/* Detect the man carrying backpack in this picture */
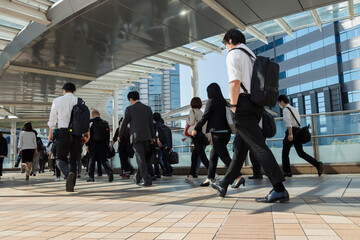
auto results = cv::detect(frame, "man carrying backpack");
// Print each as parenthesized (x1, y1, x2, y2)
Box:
(86, 109, 113, 183)
(48, 83, 88, 192)
(211, 29, 288, 203)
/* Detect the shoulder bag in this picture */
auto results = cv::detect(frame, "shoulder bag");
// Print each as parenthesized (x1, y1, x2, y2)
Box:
(286, 107, 311, 144)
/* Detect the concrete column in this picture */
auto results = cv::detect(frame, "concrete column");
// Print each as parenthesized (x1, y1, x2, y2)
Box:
(297, 94, 305, 115)
(191, 59, 199, 97)
(310, 91, 318, 113)
(112, 90, 119, 136)
(9, 106, 16, 166)
(323, 87, 332, 112)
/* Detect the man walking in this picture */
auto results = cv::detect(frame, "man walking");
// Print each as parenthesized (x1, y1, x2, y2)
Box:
(48, 83, 84, 192)
(86, 109, 113, 182)
(211, 29, 289, 203)
(278, 94, 323, 177)
(119, 91, 155, 187)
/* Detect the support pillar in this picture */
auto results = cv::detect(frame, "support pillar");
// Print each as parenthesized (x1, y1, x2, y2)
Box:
(9, 106, 16, 167)
(297, 94, 305, 115)
(191, 59, 199, 97)
(112, 90, 119, 136)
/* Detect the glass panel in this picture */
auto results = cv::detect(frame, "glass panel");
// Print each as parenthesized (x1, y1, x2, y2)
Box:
(253, 20, 284, 36)
(317, 2, 349, 22)
(283, 12, 314, 30)
(318, 136, 360, 163)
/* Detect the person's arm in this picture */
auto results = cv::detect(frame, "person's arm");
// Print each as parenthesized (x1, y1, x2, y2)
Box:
(18, 132, 23, 152)
(230, 80, 240, 113)
(187, 110, 196, 126)
(194, 100, 213, 133)
(283, 108, 293, 141)
(48, 100, 57, 142)
(149, 109, 155, 142)
(119, 107, 130, 139)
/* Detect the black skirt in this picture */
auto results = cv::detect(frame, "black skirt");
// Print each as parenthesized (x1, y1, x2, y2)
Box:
(22, 149, 35, 163)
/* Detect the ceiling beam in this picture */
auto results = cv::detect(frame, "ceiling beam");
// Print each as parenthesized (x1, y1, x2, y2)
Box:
(0, 39, 10, 50)
(156, 52, 193, 66)
(191, 40, 223, 54)
(274, 18, 293, 38)
(0, 101, 52, 107)
(202, 0, 268, 44)
(108, 70, 151, 79)
(133, 59, 175, 70)
(9, 65, 97, 81)
(0, 25, 19, 41)
(170, 47, 205, 59)
(349, 0, 354, 20)
(121, 64, 163, 74)
(310, 9, 322, 31)
(0, 117, 49, 123)
(0, 0, 51, 26)
(0, 10, 29, 27)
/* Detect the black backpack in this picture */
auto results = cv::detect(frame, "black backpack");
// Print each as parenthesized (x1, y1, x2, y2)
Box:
(93, 119, 110, 142)
(69, 98, 90, 136)
(261, 109, 276, 138)
(231, 48, 279, 107)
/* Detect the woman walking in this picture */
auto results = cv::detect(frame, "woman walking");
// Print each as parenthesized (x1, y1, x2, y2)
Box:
(18, 122, 37, 180)
(185, 97, 210, 182)
(0, 130, 8, 179)
(192, 83, 245, 187)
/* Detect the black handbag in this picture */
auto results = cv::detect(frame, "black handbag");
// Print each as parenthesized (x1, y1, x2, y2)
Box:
(286, 107, 311, 144)
(106, 147, 115, 159)
(126, 144, 135, 158)
(168, 150, 179, 164)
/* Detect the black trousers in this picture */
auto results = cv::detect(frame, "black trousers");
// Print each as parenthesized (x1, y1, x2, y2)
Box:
(208, 132, 232, 180)
(0, 157, 3, 175)
(282, 129, 319, 173)
(88, 142, 112, 179)
(190, 143, 209, 176)
(220, 95, 285, 188)
(56, 129, 82, 179)
(249, 135, 266, 176)
(133, 141, 152, 185)
(118, 145, 134, 173)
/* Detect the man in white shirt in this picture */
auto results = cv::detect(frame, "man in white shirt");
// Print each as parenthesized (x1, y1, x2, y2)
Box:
(278, 94, 323, 177)
(211, 29, 288, 203)
(48, 83, 82, 192)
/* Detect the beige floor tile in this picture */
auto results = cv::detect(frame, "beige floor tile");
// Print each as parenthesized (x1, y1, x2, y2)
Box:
(128, 232, 160, 239)
(184, 233, 215, 240)
(276, 236, 307, 240)
(275, 229, 305, 236)
(304, 229, 338, 236)
(155, 232, 187, 240)
(79, 232, 110, 238)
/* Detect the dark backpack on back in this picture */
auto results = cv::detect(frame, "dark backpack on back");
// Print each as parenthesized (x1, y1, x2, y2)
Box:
(231, 48, 279, 107)
(162, 124, 173, 149)
(261, 109, 276, 138)
(69, 98, 90, 136)
(93, 119, 110, 142)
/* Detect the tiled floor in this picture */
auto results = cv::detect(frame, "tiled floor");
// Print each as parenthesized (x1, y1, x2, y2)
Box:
(0, 172, 360, 239)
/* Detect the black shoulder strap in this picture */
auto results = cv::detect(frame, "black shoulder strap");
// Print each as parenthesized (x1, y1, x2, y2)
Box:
(78, 98, 83, 104)
(228, 47, 255, 94)
(286, 107, 301, 127)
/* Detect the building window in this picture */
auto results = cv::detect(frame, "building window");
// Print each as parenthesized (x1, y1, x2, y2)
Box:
(304, 95, 312, 114)
(292, 98, 299, 110)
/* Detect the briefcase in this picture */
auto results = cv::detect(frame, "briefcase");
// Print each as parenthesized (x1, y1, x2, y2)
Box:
(168, 150, 179, 164)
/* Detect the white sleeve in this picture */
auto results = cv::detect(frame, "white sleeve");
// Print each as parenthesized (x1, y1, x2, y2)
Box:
(48, 100, 58, 129)
(227, 52, 242, 83)
(18, 132, 23, 149)
(283, 109, 292, 128)
(187, 110, 196, 126)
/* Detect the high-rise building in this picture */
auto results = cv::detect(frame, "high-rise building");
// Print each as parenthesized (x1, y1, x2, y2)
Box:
(247, 17, 360, 115)
(110, 64, 181, 122)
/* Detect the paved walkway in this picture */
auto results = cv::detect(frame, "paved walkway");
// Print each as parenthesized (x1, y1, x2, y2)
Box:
(0, 172, 360, 240)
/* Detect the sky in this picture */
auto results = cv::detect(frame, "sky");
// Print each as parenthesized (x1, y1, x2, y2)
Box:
(179, 50, 229, 107)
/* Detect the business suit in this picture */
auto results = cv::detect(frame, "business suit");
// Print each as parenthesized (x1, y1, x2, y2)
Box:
(119, 101, 155, 185)
(195, 99, 232, 180)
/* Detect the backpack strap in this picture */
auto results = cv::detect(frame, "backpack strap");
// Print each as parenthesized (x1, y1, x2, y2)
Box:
(228, 47, 256, 94)
(286, 107, 301, 127)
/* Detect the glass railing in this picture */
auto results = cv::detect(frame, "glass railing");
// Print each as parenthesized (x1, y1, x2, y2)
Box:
(2, 110, 360, 170)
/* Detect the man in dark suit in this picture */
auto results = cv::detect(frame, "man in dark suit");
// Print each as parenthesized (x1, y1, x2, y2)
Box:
(119, 91, 155, 187)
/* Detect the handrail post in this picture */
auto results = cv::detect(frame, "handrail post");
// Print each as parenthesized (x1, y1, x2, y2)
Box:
(310, 115, 320, 161)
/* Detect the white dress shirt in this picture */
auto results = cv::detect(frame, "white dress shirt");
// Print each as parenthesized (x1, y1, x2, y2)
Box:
(18, 131, 36, 150)
(226, 43, 256, 94)
(282, 104, 301, 128)
(48, 93, 78, 129)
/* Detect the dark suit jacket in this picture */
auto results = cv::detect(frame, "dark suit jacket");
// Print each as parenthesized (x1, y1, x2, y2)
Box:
(119, 101, 155, 143)
(195, 99, 230, 133)
(0, 137, 8, 156)
(86, 116, 109, 149)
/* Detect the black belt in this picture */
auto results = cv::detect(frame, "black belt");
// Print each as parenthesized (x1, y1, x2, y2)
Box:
(239, 93, 250, 96)
(60, 128, 69, 131)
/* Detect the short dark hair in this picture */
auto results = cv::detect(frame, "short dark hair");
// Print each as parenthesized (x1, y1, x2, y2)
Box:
(127, 91, 139, 101)
(278, 94, 289, 104)
(190, 97, 202, 109)
(222, 28, 246, 45)
(153, 112, 162, 122)
(62, 83, 76, 92)
(23, 122, 33, 132)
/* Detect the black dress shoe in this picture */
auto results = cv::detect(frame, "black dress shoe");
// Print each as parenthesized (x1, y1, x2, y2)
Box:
(255, 189, 290, 203)
(108, 172, 114, 182)
(283, 172, 293, 177)
(66, 172, 75, 192)
(155, 175, 161, 178)
(231, 177, 246, 188)
(140, 182, 152, 187)
(151, 176, 157, 181)
(248, 175, 263, 179)
(200, 181, 210, 187)
(210, 182, 227, 197)
(87, 178, 95, 182)
(317, 162, 323, 176)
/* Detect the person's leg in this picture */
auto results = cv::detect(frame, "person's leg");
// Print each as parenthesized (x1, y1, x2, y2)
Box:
(0, 157, 3, 176)
(294, 141, 319, 168)
(195, 143, 209, 169)
(56, 130, 71, 178)
(98, 143, 113, 181)
(213, 132, 232, 168)
(207, 147, 218, 180)
(154, 164, 161, 176)
(119, 146, 127, 172)
(249, 151, 262, 176)
(162, 148, 172, 175)
(88, 149, 96, 180)
(133, 142, 151, 185)
(189, 149, 198, 177)
(97, 159, 102, 176)
(282, 136, 293, 174)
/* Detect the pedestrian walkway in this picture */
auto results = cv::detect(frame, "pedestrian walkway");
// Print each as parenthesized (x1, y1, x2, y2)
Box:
(0, 173, 360, 240)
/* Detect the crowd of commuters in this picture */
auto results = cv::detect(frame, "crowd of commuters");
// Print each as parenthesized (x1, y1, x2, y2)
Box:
(0, 29, 325, 204)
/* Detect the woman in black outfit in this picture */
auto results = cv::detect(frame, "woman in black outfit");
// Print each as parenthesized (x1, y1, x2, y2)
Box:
(193, 83, 245, 187)
(0, 130, 8, 178)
